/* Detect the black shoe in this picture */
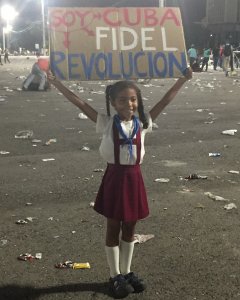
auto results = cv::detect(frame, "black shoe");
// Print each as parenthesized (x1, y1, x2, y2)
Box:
(109, 274, 134, 299)
(124, 272, 146, 293)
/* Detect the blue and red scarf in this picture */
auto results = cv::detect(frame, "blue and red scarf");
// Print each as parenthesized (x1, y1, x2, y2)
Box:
(113, 114, 140, 160)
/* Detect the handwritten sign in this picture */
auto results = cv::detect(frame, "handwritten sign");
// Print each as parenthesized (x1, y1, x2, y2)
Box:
(49, 7, 187, 80)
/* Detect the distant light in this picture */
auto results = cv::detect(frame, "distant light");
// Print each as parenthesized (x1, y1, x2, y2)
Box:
(3, 25, 13, 33)
(1, 5, 18, 21)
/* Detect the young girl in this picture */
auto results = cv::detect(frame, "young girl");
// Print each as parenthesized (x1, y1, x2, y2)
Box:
(48, 69, 192, 299)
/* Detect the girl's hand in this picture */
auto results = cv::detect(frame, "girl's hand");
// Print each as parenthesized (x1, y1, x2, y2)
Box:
(182, 67, 193, 80)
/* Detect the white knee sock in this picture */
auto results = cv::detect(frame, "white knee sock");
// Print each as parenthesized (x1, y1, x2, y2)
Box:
(120, 240, 135, 275)
(105, 246, 121, 278)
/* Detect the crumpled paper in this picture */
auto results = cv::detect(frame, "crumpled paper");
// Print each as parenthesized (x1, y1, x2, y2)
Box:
(133, 234, 155, 244)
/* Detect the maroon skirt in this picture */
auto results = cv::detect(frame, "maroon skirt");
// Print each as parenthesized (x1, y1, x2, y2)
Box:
(94, 164, 149, 222)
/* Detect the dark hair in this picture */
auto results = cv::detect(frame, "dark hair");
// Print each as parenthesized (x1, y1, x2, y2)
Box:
(105, 81, 148, 129)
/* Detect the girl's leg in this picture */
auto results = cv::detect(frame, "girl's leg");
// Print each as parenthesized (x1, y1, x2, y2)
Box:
(120, 221, 146, 293)
(120, 221, 136, 274)
(105, 218, 121, 278)
(106, 219, 135, 297)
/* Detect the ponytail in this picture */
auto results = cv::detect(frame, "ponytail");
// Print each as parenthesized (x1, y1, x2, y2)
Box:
(137, 90, 148, 129)
(105, 85, 112, 116)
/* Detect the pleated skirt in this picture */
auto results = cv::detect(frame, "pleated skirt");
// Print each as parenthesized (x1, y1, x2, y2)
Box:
(94, 163, 149, 222)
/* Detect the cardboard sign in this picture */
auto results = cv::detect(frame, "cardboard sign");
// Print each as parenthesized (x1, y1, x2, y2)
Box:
(49, 7, 187, 81)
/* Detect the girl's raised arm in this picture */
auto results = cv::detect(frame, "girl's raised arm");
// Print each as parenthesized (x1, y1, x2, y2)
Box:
(149, 68, 192, 121)
(48, 74, 98, 123)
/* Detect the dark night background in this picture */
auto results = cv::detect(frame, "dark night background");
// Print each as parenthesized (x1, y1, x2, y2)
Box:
(0, 0, 207, 51)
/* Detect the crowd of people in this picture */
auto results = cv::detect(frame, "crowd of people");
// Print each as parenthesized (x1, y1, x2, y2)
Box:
(187, 42, 240, 76)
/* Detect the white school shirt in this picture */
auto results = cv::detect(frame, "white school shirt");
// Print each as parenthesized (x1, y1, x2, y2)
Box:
(96, 113, 152, 165)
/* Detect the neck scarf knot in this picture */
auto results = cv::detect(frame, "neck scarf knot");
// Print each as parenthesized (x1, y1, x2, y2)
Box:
(113, 114, 140, 160)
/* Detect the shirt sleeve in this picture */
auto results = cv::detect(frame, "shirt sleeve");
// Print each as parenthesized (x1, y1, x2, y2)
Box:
(96, 113, 111, 134)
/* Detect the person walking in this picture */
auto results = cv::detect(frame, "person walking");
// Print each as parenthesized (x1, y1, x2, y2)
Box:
(223, 41, 233, 76)
(212, 45, 220, 70)
(4, 49, 10, 63)
(47, 68, 192, 299)
(201, 48, 211, 71)
(219, 44, 224, 68)
(187, 44, 198, 68)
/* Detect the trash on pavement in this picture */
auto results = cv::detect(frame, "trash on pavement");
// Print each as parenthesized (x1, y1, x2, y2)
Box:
(35, 253, 43, 259)
(18, 253, 42, 261)
(185, 174, 208, 180)
(177, 188, 194, 193)
(91, 90, 104, 95)
(222, 129, 237, 136)
(209, 153, 221, 157)
(93, 168, 104, 172)
(42, 158, 55, 161)
(16, 220, 28, 224)
(204, 192, 229, 202)
(224, 203, 237, 210)
(15, 130, 33, 139)
(16, 217, 36, 224)
(55, 261, 90, 269)
(73, 263, 91, 269)
(5, 88, 13, 92)
(154, 178, 170, 183)
(44, 138, 57, 145)
(78, 113, 88, 119)
(89, 202, 95, 207)
(81, 146, 90, 151)
(134, 234, 155, 244)
(25, 217, 36, 222)
(205, 83, 214, 89)
(228, 170, 239, 174)
(0, 151, 10, 155)
(0, 239, 8, 246)
(0, 97, 6, 102)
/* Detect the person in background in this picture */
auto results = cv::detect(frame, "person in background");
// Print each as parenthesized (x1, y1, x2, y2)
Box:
(201, 47, 211, 71)
(187, 44, 198, 68)
(22, 52, 49, 91)
(4, 49, 10, 63)
(219, 44, 224, 68)
(212, 45, 220, 71)
(223, 40, 233, 76)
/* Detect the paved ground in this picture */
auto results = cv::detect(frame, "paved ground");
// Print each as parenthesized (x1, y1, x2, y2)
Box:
(0, 57, 240, 300)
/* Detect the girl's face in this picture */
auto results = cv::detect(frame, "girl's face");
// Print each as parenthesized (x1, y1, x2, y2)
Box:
(111, 88, 138, 121)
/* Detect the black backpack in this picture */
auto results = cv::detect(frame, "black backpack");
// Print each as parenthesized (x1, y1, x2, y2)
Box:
(224, 44, 231, 56)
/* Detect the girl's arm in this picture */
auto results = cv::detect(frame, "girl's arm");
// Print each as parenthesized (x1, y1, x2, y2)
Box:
(48, 75, 98, 123)
(149, 68, 192, 121)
